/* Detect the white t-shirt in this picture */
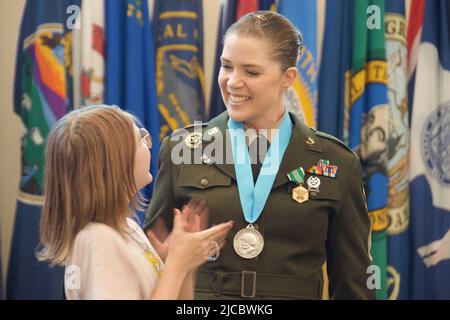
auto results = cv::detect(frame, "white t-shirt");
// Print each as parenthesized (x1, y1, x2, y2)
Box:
(65, 218, 164, 300)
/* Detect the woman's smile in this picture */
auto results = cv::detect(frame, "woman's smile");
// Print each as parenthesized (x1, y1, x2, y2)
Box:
(228, 94, 252, 106)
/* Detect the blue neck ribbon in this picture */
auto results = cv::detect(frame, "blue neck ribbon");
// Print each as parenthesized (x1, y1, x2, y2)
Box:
(227, 111, 292, 224)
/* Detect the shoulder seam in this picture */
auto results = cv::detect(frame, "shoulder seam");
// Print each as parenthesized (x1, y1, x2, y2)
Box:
(313, 130, 357, 157)
(184, 122, 208, 129)
(171, 122, 208, 137)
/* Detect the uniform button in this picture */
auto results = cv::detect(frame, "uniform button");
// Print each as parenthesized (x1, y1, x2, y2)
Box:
(200, 178, 209, 186)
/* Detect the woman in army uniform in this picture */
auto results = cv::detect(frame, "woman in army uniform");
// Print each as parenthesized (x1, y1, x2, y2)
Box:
(145, 11, 375, 300)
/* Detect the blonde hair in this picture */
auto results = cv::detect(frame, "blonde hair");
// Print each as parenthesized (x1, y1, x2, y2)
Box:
(224, 10, 303, 71)
(38, 105, 145, 266)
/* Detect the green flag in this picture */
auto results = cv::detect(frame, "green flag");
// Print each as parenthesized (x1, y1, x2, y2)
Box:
(346, 0, 389, 299)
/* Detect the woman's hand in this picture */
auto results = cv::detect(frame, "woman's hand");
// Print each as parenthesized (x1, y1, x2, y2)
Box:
(147, 201, 233, 299)
(147, 199, 233, 300)
(178, 199, 209, 233)
(166, 209, 233, 273)
(146, 199, 211, 262)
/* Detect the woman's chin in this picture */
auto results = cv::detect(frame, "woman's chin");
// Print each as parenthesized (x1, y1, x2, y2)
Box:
(226, 106, 249, 122)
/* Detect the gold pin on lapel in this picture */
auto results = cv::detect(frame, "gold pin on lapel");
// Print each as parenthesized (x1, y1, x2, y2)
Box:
(306, 137, 315, 146)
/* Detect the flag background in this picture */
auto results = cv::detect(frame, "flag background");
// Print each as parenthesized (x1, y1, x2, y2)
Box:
(409, 0, 450, 299)
(317, 0, 353, 139)
(348, 0, 390, 300)
(385, 0, 411, 300)
(279, 0, 318, 128)
(7, 0, 81, 299)
(104, 0, 160, 225)
(208, 0, 238, 119)
(154, 0, 206, 139)
(79, 0, 105, 106)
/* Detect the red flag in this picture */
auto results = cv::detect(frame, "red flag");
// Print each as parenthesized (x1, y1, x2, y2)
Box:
(407, 0, 425, 79)
(236, 0, 258, 19)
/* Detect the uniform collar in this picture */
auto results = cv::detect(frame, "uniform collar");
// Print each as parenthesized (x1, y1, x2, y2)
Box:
(204, 111, 323, 188)
(243, 111, 285, 145)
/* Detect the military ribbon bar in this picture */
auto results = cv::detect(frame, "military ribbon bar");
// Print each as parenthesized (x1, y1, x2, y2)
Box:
(306, 159, 338, 178)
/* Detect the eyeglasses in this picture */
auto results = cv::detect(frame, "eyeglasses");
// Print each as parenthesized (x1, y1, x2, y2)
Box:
(138, 128, 152, 148)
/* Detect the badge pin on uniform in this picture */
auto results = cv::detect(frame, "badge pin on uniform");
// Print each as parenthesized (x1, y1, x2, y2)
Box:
(305, 137, 315, 146)
(207, 127, 219, 137)
(184, 132, 202, 149)
(287, 167, 309, 204)
(307, 175, 321, 197)
(201, 154, 214, 165)
(203, 127, 219, 142)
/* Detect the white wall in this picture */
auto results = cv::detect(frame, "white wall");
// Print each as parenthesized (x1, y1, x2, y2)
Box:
(0, 0, 26, 294)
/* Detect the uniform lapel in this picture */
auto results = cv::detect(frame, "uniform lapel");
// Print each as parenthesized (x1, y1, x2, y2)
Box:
(202, 112, 236, 180)
(271, 113, 323, 190)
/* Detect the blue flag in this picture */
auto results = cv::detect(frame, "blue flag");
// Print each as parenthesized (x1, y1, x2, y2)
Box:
(8, 0, 81, 299)
(317, 0, 353, 139)
(385, 0, 410, 300)
(279, 0, 318, 128)
(154, 0, 205, 135)
(409, 0, 450, 299)
(105, 0, 160, 226)
(259, 0, 276, 11)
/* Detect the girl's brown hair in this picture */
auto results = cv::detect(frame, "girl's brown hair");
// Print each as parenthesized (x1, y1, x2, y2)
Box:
(224, 10, 303, 71)
(38, 105, 144, 266)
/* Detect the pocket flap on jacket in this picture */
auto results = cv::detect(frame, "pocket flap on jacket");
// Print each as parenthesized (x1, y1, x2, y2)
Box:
(178, 165, 232, 190)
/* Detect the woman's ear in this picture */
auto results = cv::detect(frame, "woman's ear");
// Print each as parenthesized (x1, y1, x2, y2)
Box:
(282, 67, 298, 89)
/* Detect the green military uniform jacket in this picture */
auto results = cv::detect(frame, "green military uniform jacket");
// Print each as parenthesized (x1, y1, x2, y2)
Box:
(144, 111, 375, 300)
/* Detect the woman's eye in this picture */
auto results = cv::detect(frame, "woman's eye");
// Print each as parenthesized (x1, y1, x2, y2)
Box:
(221, 64, 232, 70)
(247, 70, 259, 76)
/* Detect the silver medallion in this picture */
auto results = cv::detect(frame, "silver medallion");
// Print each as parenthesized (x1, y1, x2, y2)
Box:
(233, 224, 264, 259)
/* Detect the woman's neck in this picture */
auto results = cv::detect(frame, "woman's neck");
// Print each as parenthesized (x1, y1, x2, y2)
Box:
(244, 107, 286, 133)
